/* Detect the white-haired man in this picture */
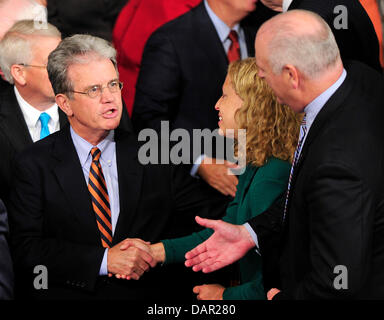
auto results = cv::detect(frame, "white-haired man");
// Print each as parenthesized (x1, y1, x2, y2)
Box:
(184, 10, 384, 300)
(0, 20, 64, 203)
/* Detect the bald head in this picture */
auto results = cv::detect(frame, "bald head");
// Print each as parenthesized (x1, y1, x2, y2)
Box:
(256, 9, 341, 79)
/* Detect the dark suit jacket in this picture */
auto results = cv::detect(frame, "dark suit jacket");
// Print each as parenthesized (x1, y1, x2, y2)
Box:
(289, 0, 382, 72)
(8, 125, 227, 300)
(249, 61, 384, 299)
(0, 85, 68, 203)
(0, 199, 13, 300)
(132, 3, 264, 143)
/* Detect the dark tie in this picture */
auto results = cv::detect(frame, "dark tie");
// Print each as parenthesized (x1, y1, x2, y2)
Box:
(227, 30, 241, 62)
(88, 147, 113, 248)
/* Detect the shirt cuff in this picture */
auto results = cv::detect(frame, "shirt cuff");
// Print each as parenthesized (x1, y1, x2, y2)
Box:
(99, 248, 109, 276)
(244, 222, 260, 256)
(190, 154, 206, 178)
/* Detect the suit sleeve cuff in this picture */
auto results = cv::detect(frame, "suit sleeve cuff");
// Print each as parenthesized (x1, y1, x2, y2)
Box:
(244, 222, 260, 255)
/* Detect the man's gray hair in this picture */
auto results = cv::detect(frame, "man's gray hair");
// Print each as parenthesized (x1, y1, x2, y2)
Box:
(266, 10, 340, 79)
(0, 19, 61, 84)
(47, 34, 117, 99)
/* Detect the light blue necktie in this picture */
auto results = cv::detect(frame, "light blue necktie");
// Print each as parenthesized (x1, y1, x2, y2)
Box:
(39, 112, 51, 140)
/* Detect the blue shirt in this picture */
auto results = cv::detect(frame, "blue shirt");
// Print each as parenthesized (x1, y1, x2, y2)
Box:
(70, 127, 120, 275)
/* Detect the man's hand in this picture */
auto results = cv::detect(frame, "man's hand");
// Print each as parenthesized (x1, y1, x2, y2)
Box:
(185, 216, 255, 273)
(107, 238, 156, 280)
(193, 284, 225, 300)
(197, 157, 238, 197)
(120, 241, 166, 264)
(267, 288, 281, 300)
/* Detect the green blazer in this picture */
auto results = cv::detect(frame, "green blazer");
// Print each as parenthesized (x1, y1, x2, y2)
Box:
(162, 157, 291, 300)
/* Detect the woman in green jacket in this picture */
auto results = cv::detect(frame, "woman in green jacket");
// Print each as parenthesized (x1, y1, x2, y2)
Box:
(119, 58, 300, 300)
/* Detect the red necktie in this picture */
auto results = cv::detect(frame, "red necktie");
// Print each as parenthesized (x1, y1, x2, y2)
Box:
(88, 147, 113, 248)
(227, 30, 241, 62)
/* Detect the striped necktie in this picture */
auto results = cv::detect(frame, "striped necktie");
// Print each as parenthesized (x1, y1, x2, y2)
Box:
(283, 115, 307, 221)
(88, 147, 113, 248)
(39, 112, 50, 139)
(227, 30, 241, 62)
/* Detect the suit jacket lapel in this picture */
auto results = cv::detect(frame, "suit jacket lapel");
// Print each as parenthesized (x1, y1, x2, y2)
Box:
(191, 3, 228, 80)
(112, 129, 143, 243)
(0, 86, 32, 150)
(51, 125, 101, 244)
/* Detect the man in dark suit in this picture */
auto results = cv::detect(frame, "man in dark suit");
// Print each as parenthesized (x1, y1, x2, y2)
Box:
(260, 0, 382, 71)
(8, 34, 226, 300)
(183, 10, 384, 299)
(0, 20, 64, 203)
(0, 199, 13, 299)
(132, 0, 273, 198)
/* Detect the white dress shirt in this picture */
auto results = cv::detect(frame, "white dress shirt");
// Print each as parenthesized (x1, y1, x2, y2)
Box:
(14, 86, 60, 142)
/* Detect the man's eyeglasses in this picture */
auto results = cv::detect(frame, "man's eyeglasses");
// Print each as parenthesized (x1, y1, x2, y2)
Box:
(18, 63, 47, 69)
(70, 80, 123, 99)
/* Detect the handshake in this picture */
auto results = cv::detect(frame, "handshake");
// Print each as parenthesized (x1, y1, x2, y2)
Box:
(107, 239, 166, 280)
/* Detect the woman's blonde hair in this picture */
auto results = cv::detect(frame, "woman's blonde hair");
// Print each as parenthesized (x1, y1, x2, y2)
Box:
(229, 58, 301, 166)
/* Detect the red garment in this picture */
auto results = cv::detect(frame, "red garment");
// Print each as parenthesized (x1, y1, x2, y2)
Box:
(113, 0, 202, 115)
(359, 0, 384, 68)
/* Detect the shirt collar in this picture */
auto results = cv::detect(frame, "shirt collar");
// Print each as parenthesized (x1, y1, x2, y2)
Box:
(304, 69, 347, 131)
(204, 0, 241, 42)
(14, 86, 59, 127)
(70, 126, 115, 168)
(282, 0, 293, 12)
